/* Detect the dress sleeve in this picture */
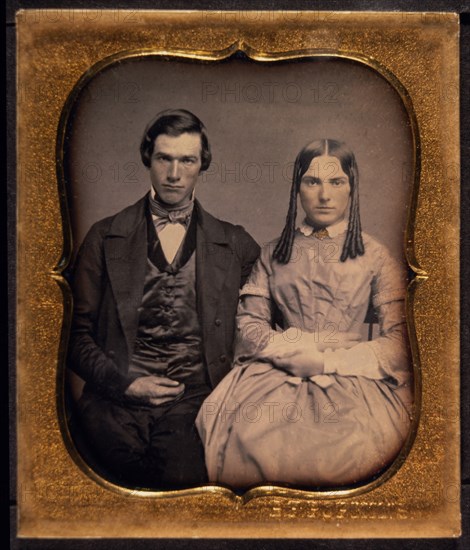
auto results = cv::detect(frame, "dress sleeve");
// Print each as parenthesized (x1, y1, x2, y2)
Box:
(323, 245, 411, 387)
(233, 245, 278, 364)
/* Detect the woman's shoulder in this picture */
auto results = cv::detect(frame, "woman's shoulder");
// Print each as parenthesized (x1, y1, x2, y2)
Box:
(361, 232, 408, 284)
(257, 232, 401, 265)
(261, 236, 282, 248)
(254, 238, 280, 269)
(362, 231, 384, 249)
(362, 232, 394, 261)
(258, 237, 281, 255)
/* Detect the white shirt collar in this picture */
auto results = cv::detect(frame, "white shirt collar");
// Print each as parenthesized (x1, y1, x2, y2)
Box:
(150, 186, 158, 218)
(298, 217, 348, 238)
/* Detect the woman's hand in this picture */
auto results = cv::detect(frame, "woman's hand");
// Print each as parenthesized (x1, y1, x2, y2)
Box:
(258, 329, 324, 378)
(316, 330, 362, 352)
(257, 328, 362, 378)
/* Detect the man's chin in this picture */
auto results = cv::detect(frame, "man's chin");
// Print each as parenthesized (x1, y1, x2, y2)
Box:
(154, 189, 192, 208)
(161, 198, 179, 206)
(158, 194, 184, 207)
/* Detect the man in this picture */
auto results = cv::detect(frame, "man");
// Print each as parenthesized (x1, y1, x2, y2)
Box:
(68, 109, 260, 489)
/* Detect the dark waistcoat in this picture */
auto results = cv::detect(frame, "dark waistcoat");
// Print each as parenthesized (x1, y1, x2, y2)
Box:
(129, 209, 209, 388)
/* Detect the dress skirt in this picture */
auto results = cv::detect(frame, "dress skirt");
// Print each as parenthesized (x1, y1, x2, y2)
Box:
(196, 361, 411, 488)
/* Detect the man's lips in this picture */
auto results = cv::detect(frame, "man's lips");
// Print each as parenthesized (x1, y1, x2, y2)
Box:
(162, 185, 184, 191)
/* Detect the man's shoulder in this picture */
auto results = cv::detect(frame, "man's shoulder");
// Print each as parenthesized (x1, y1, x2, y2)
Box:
(86, 195, 148, 239)
(196, 201, 246, 234)
(213, 216, 251, 238)
(197, 204, 256, 241)
(196, 202, 260, 259)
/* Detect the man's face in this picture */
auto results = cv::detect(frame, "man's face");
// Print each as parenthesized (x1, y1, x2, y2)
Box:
(150, 132, 202, 207)
(299, 155, 351, 228)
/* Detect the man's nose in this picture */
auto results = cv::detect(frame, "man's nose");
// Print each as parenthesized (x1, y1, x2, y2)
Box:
(167, 160, 181, 182)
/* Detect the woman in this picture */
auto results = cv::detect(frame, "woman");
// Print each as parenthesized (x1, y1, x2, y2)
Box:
(196, 139, 413, 489)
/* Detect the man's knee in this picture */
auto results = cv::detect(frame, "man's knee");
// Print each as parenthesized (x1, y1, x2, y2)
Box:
(76, 396, 149, 466)
(149, 415, 208, 486)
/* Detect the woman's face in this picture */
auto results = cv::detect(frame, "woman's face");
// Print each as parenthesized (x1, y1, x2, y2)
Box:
(299, 155, 351, 228)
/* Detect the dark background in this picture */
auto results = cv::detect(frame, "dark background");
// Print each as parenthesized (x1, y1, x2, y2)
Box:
(65, 40, 412, 429)
(67, 55, 411, 258)
(6, 1, 469, 549)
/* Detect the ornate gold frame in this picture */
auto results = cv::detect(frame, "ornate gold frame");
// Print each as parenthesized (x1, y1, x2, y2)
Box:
(17, 10, 460, 538)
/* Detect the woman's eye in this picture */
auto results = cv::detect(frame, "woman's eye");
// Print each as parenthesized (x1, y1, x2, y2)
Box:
(302, 179, 319, 186)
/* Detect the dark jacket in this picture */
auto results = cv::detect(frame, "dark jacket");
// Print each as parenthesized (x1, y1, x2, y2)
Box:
(67, 195, 260, 398)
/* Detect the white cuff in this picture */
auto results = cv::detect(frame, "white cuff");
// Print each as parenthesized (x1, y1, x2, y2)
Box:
(323, 344, 385, 380)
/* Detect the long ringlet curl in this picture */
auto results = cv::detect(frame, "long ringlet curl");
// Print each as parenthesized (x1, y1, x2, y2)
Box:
(273, 139, 364, 264)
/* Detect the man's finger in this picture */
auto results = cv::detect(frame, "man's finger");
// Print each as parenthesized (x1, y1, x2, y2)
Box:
(149, 376, 181, 387)
(147, 396, 180, 406)
(149, 384, 185, 398)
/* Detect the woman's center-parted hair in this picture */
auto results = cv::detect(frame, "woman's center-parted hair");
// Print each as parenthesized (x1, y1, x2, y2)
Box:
(140, 108, 212, 171)
(273, 139, 364, 264)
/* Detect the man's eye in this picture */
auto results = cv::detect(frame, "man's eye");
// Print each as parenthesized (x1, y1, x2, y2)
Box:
(183, 158, 196, 165)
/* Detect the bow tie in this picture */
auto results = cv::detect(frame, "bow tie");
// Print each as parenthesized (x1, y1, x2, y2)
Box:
(153, 210, 192, 231)
(149, 194, 193, 231)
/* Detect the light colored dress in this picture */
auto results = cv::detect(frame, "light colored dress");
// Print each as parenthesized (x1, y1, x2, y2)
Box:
(196, 224, 413, 488)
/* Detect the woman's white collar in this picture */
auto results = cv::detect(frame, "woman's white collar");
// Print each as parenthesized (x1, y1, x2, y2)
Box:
(298, 218, 348, 238)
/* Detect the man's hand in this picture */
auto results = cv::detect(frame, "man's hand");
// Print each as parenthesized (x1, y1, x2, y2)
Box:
(124, 376, 184, 406)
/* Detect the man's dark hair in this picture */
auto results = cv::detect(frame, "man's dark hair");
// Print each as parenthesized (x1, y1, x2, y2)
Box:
(140, 108, 212, 171)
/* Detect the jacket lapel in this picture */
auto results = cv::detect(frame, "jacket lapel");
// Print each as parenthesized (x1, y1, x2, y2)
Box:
(103, 195, 148, 360)
(195, 200, 231, 326)
(102, 196, 233, 363)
